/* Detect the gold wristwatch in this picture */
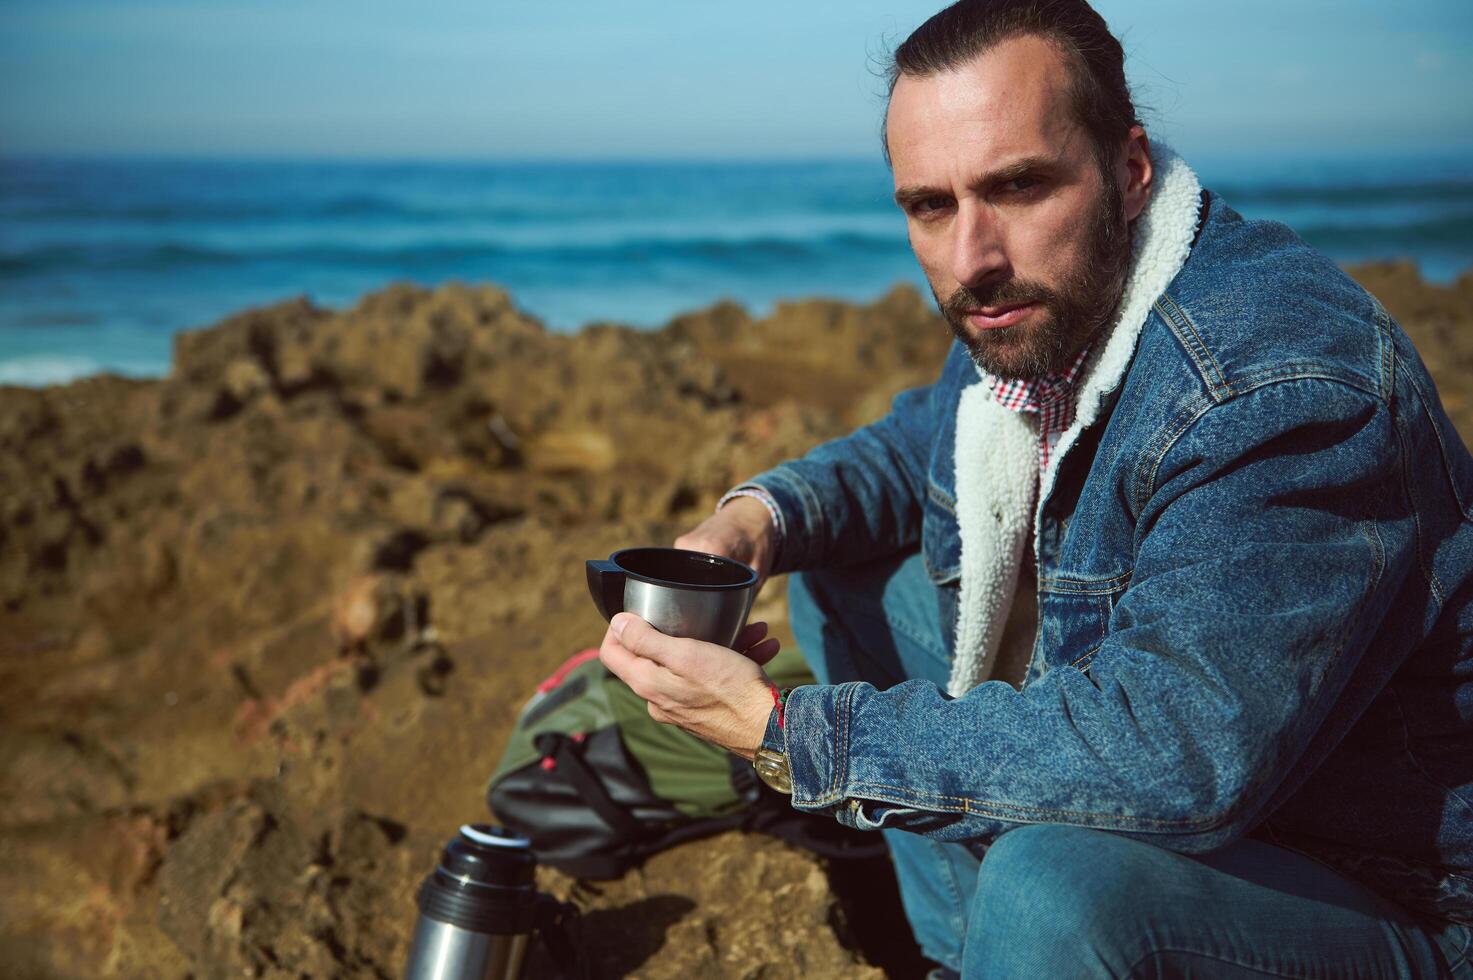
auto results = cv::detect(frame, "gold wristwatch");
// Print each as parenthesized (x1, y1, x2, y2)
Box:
(753, 746, 792, 794)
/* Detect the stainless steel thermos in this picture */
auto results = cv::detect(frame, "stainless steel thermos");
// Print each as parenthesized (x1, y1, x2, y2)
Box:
(404, 825, 540, 980)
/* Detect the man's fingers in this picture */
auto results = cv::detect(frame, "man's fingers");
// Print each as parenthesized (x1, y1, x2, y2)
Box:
(673, 514, 741, 560)
(733, 620, 769, 653)
(674, 532, 729, 556)
(598, 622, 666, 696)
(611, 613, 697, 672)
(745, 636, 781, 667)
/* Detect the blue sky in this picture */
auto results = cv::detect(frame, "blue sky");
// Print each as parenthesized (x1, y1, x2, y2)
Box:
(2, 0, 1470, 160)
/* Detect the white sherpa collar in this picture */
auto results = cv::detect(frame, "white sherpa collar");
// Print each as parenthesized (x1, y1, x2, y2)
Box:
(946, 144, 1203, 697)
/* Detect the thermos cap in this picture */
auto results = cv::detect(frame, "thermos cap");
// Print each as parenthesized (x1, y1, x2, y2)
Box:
(438, 825, 536, 888)
(415, 825, 539, 934)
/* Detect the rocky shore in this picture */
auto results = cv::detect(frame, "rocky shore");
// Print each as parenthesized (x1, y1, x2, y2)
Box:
(2, 262, 1470, 978)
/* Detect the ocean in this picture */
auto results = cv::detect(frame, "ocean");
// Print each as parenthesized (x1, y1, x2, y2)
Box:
(2, 154, 1470, 387)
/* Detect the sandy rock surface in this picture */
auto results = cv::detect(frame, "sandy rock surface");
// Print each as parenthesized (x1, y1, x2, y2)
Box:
(1, 264, 1469, 978)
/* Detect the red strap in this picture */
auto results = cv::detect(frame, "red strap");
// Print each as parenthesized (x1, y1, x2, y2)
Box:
(537, 648, 601, 694)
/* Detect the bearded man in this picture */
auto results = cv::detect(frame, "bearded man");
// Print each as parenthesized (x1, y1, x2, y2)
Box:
(597, 1, 1473, 975)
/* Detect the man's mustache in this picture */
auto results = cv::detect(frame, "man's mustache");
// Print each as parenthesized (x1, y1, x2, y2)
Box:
(942, 281, 1057, 321)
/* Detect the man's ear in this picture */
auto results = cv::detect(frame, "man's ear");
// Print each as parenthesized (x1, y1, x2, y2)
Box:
(1121, 125, 1153, 222)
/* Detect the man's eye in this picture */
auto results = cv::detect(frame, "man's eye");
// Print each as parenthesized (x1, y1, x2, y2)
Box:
(1001, 175, 1041, 194)
(912, 196, 952, 216)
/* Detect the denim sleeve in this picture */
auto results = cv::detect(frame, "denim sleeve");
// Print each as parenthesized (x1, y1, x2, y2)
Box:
(777, 377, 1410, 852)
(743, 344, 965, 573)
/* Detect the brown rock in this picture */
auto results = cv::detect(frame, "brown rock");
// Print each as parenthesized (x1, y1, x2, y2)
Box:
(2, 266, 1468, 978)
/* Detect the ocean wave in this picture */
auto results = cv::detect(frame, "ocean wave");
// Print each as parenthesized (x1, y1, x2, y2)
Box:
(0, 242, 239, 273)
(0, 194, 468, 223)
(10, 180, 1471, 225)
(1297, 213, 1473, 250)
(0, 194, 784, 225)
(5, 216, 1467, 279)
(0, 353, 142, 387)
(6, 309, 102, 328)
(0, 230, 911, 275)
(1215, 178, 1473, 208)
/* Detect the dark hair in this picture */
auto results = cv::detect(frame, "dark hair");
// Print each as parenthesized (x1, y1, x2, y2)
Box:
(883, 0, 1140, 170)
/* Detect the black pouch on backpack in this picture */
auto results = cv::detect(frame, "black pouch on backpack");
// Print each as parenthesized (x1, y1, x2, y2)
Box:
(486, 645, 885, 879)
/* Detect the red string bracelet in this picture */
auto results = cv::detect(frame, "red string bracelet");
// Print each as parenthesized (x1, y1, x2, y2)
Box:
(769, 682, 790, 729)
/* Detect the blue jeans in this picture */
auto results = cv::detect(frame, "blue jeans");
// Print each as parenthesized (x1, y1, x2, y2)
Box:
(788, 550, 1473, 978)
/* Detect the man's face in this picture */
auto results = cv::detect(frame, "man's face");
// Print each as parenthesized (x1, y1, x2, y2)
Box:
(886, 35, 1137, 379)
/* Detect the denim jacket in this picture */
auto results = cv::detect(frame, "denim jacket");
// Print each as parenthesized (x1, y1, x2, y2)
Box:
(748, 164, 1473, 921)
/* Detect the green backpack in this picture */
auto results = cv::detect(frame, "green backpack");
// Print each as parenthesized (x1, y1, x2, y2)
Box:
(486, 644, 883, 879)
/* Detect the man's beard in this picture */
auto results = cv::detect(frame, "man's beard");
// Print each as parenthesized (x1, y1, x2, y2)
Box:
(937, 171, 1133, 380)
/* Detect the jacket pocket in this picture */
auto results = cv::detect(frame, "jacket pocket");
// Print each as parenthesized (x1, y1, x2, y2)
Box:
(1033, 570, 1132, 677)
(922, 481, 961, 585)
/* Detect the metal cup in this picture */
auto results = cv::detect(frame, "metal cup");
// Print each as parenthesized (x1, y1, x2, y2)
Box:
(585, 547, 759, 648)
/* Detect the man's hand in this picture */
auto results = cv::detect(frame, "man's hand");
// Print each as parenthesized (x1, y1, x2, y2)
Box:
(675, 495, 776, 586)
(599, 612, 780, 761)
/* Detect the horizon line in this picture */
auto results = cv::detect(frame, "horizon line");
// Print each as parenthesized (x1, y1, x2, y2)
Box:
(5, 144, 1473, 168)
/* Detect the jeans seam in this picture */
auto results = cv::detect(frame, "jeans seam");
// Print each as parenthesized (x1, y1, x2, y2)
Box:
(833, 682, 855, 798)
(927, 481, 957, 515)
(1375, 301, 1396, 402)
(830, 682, 846, 798)
(1390, 687, 1473, 825)
(1390, 403, 1448, 606)
(1450, 923, 1473, 972)
(1439, 928, 1472, 975)
(1229, 366, 1381, 395)
(1140, 395, 1215, 504)
(1037, 568, 1133, 592)
(1154, 293, 1232, 398)
(845, 780, 1226, 828)
(1123, 946, 1317, 979)
(1401, 356, 1472, 520)
(1068, 642, 1103, 670)
(932, 840, 966, 958)
(769, 468, 828, 570)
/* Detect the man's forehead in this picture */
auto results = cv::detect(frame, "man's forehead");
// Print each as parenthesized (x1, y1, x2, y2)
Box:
(886, 35, 1079, 175)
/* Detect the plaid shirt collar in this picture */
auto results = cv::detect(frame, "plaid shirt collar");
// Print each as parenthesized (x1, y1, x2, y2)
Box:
(984, 340, 1096, 472)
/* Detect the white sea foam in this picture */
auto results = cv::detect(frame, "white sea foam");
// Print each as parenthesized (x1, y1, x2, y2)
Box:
(0, 354, 160, 388)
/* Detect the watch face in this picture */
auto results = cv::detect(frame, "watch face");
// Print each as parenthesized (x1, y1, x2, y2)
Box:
(754, 748, 793, 794)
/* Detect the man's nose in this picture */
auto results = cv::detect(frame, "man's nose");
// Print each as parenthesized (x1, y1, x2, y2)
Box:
(950, 201, 1008, 288)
